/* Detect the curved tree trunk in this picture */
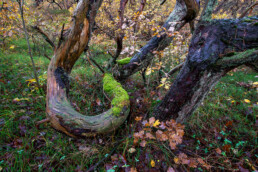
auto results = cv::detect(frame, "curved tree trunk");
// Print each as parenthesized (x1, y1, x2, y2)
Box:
(154, 16, 258, 122)
(46, 0, 130, 137)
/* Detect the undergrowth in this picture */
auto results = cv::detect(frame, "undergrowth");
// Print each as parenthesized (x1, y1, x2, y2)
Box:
(0, 39, 257, 171)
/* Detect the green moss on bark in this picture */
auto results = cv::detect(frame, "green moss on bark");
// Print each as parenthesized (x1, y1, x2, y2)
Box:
(116, 57, 132, 65)
(103, 73, 129, 116)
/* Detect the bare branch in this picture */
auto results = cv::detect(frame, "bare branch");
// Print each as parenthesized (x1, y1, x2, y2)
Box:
(116, 0, 200, 80)
(200, 0, 218, 21)
(167, 62, 184, 76)
(88, 51, 105, 74)
(32, 26, 56, 49)
(239, 3, 258, 18)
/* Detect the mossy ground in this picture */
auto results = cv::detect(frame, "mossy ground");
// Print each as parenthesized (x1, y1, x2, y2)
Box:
(0, 39, 257, 171)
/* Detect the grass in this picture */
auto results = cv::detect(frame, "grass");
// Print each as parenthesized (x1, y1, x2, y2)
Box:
(0, 38, 257, 171)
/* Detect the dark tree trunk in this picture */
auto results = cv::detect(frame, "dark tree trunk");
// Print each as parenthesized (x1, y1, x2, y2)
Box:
(154, 16, 258, 123)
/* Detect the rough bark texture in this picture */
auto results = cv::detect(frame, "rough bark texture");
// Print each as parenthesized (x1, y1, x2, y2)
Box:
(154, 16, 258, 123)
(46, 0, 130, 137)
(115, 0, 200, 80)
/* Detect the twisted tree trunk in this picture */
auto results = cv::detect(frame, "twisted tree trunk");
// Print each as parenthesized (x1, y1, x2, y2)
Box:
(46, 0, 130, 137)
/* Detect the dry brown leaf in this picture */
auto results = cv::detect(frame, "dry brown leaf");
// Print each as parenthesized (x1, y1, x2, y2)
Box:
(189, 159, 198, 168)
(149, 117, 155, 126)
(156, 130, 168, 141)
(197, 158, 205, 165)
(146, 132, 155, 139)
(167, 167, 175, 172)
(130, 167, 137, 172)
(169, 141, 177, 150)
(215, 148, 222, 154)
(140, 140, 147, 147)
(135, 116, 143, 121)
(159, 122, 166, 129)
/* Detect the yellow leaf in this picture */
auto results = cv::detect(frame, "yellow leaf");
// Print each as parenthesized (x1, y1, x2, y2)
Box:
(161, 78, 167, 83)
(174, 157, 179, 164)
(164, 84, 170, 90)
(10, 45, 15, 49)
(157, 83, 164, 88)
(244, 99, 250, 103)
(13, 98, 21, 102)
(153, 120, 160, 127)
(145, 67, 152, 75)
(151, 160, 155, 167)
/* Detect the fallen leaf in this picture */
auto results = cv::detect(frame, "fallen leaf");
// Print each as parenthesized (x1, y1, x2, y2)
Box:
(156, 130, 168, 141)
(140, 140, 146, 147)
(135, 116, 143, 121)
(174, 157, 180, 164)
(244, 99, 250, 103)
(149, 117, 155, 126)
(153, 120, 160, 127)
(146, 133, 155, 140)
(167, 167, 175, 172)
(130, 167, 137, 172)
(215, 148, 222, 154)
(150, 160, 155, 167)
(197, 158, 205, 165)
(96, 98, 101, 106)
(128, 148, 136, 153)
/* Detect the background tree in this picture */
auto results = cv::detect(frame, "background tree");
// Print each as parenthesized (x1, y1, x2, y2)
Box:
(43, 0, 257, 137)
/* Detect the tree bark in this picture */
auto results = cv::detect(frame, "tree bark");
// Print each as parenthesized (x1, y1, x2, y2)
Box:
(46, 0, 130, 137)
(154, 16, 258, 123)
(115, 0, 200, 80)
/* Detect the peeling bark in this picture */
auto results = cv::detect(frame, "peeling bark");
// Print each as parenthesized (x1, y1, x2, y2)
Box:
(46, 0, 130, 137)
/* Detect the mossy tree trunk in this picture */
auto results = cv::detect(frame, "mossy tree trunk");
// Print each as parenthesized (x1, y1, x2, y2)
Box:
(46, 0, 130, 137)
(46, 0, 258, 137)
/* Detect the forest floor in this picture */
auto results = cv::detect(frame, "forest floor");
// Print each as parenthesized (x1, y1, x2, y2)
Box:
(0, 39, 257, 171)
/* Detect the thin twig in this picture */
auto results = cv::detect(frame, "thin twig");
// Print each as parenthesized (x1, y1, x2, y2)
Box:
(239, 3, 258, 18)
(167, 62, 184, 76)
(44, 54, 51, 60)
(88, 51, 105, 74)
(17, 0, 42, 94)
(32, 26, 56, 49)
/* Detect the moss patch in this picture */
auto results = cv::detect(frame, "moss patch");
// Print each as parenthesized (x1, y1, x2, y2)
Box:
(116, 57, 132, 65)
(103, 73, 129, 116)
